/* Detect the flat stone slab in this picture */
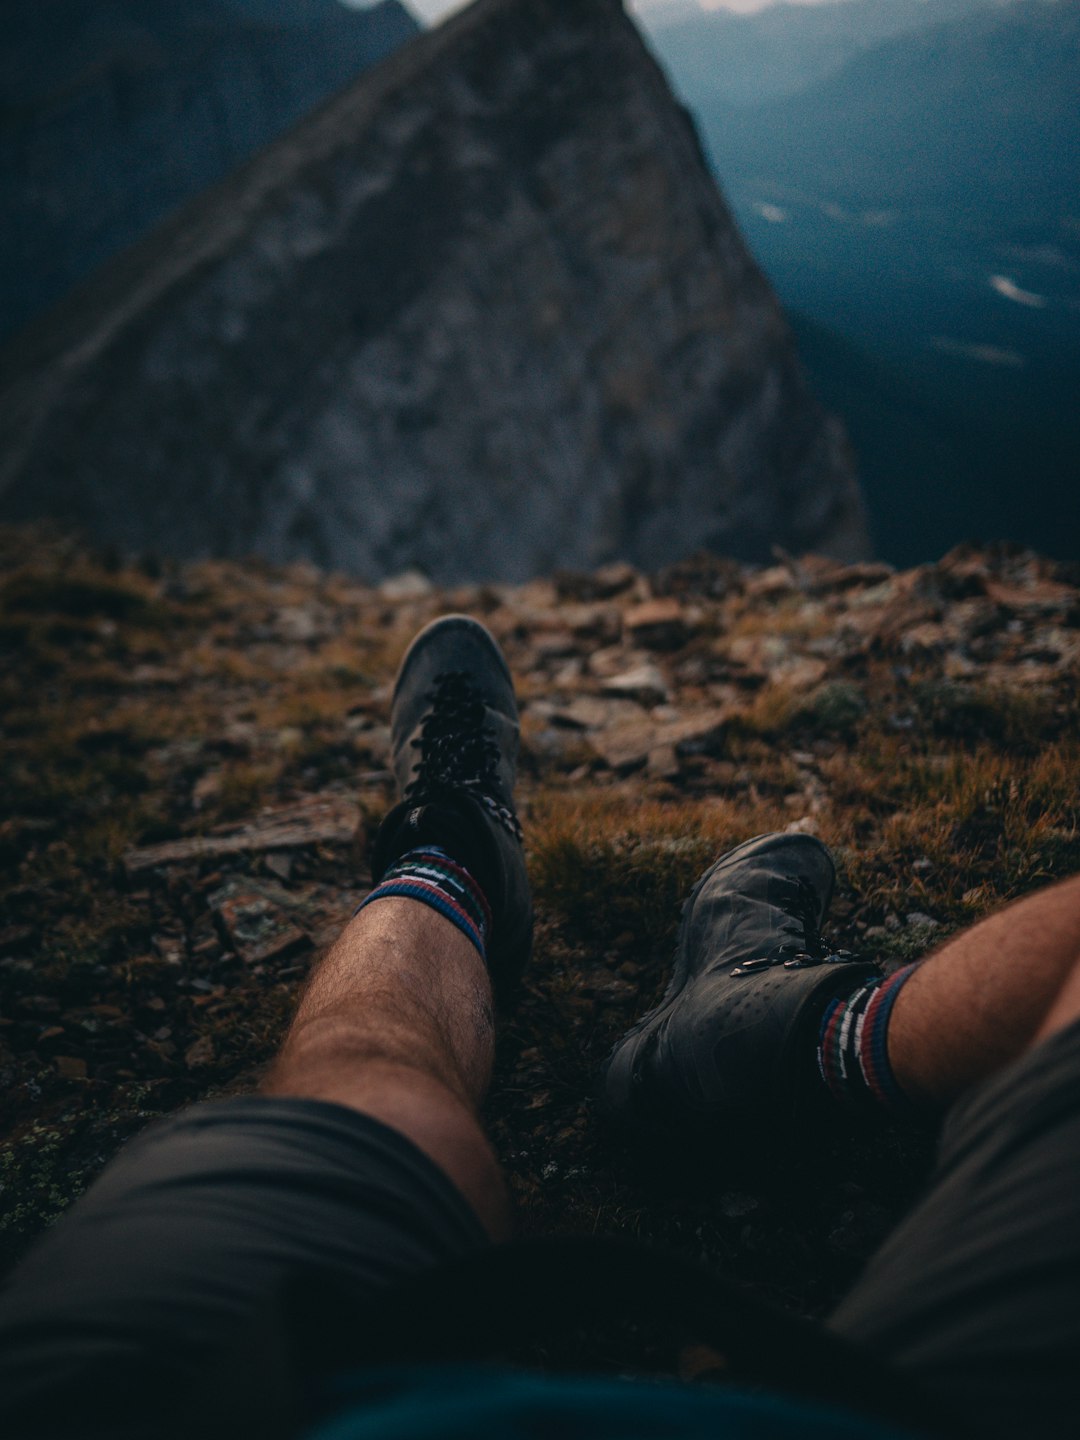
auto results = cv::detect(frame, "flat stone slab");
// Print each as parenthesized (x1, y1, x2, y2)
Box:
(123, 793, 361, 875)
(208, 879, 312, 966)
(589, 708, 730, 771)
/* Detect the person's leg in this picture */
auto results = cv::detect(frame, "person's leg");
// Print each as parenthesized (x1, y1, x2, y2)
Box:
(813, 870, 1080, 1124)
(0, 615, 531, 1438)
(885, 871, 1080, 1107)
(263, 896, 509, 1239)
(780, 869, 1080, 1440)
(0, 903, 500, 1439)
(820, 873, 1080, 1436)
(598, 838, 1080, 1133)
(603, 836, 1080, 1436)
(828, 1027, 1080, 1436)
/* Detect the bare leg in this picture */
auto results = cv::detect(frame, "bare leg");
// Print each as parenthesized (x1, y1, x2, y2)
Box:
(887, 872, 1080, 1108)
(263, 897, 510, 1240)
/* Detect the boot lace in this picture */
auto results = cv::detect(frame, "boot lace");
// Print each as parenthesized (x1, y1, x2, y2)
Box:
(776, 875, 825, 957)
(730, 875, 859, 977)
(404, 671, 523, 841)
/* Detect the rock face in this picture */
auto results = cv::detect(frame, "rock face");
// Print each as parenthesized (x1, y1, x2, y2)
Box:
(0, 0, 870, 582)
(0, 0, 420, 344)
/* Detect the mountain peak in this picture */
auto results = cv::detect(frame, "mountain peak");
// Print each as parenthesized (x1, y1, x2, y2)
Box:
(0, 0, 868, 581)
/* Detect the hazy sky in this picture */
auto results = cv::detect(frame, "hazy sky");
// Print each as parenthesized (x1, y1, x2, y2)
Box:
(364, 0, 842, 26)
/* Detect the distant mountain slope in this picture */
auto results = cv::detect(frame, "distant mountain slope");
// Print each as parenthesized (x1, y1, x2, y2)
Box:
(650, 0, 1080, 564)
(644, 0, 995, 108)
(0, 0, 419, 343)
(0, 0, 867, 582)
(699, 0, 1080, 233)
(790, 313, 1080, 565)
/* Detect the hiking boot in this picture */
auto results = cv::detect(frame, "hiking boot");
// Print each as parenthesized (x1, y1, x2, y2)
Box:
(599, 833, 879, 1138)
(369, 615, 532, 998)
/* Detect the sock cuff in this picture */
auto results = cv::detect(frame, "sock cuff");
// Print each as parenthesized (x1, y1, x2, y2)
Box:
(859, 963, 919, 1114)
(388, 846, 493, 934)
(818, 962, 921, 1121)
(356, 845, 491, 959)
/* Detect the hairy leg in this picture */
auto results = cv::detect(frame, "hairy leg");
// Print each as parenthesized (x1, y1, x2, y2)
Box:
(887, 872, 1080, 1108)
(263, 897, 509, 1239)
(0, 894, 502, 1433)
(0, 614, 526, 1433)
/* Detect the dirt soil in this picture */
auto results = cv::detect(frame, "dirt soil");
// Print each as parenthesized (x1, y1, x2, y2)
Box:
(2, 526, 1077, 1346)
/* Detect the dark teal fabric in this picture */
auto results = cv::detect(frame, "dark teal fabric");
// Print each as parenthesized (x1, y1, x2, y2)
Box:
(308, 1366, 917, 1440)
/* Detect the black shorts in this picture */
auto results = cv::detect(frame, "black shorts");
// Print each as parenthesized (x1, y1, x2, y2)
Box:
(0, 1100, 488, 1438)
(2, 1020, 1080, 1439)
(829, 1014, 1080, 1435)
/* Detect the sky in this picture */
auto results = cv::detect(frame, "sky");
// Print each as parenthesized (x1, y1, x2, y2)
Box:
(359, 0, 843, 26)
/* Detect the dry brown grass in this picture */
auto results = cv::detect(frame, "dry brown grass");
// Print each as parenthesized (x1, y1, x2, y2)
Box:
(1, 525, 1077, 1317)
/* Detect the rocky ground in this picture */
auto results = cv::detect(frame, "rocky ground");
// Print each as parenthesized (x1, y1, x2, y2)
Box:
(1, 525, 1077, 1342)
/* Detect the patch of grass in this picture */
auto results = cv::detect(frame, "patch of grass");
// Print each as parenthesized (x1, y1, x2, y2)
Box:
(75, 798, 169, 868)
(0, 715, 159, 821)
(0, 1122, 92, 1243)
(272, 683, 355, 729)
(913, 680, 1060, 751)
(528, 790, 785, 956)
(0, 1101, 165, 1266)
(731, 685, 801, 738)
(309, 640, 371, 687)
(187, 643, 262, 682)
(213, 761, 285, 822)
(871, 920, 956, 967)
(731, 679, 867, 741)
(722, 596, 832, 641)
(799, 681, 867, 735)
(823, 737, 1079, 926)
(0, 570, 166, 626)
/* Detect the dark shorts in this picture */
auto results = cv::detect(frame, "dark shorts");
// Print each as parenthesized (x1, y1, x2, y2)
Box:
(829, 1014, 1080, 1436)
(0, 1100, 488, 1438)
(2, 1020, 1080, 1439)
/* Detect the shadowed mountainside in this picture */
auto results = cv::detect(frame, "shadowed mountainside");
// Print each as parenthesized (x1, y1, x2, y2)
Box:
(0, 0, 420, 343)
(648, 0, 1080, 566)
(0, 0, 868, 583)
(695, 0, 1080, 231)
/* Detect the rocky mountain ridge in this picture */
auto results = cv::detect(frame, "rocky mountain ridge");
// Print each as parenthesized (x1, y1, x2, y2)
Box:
(0, 0, 867, 582)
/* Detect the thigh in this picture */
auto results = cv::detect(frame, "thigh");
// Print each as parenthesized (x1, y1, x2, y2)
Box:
(829, 1017, 1080, 1439)
(0, 1097, 486, 1438)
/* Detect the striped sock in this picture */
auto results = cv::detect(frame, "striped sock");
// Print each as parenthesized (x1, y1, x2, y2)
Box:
(356, 846, 492, 960)
(817, 964, 921, 1119)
